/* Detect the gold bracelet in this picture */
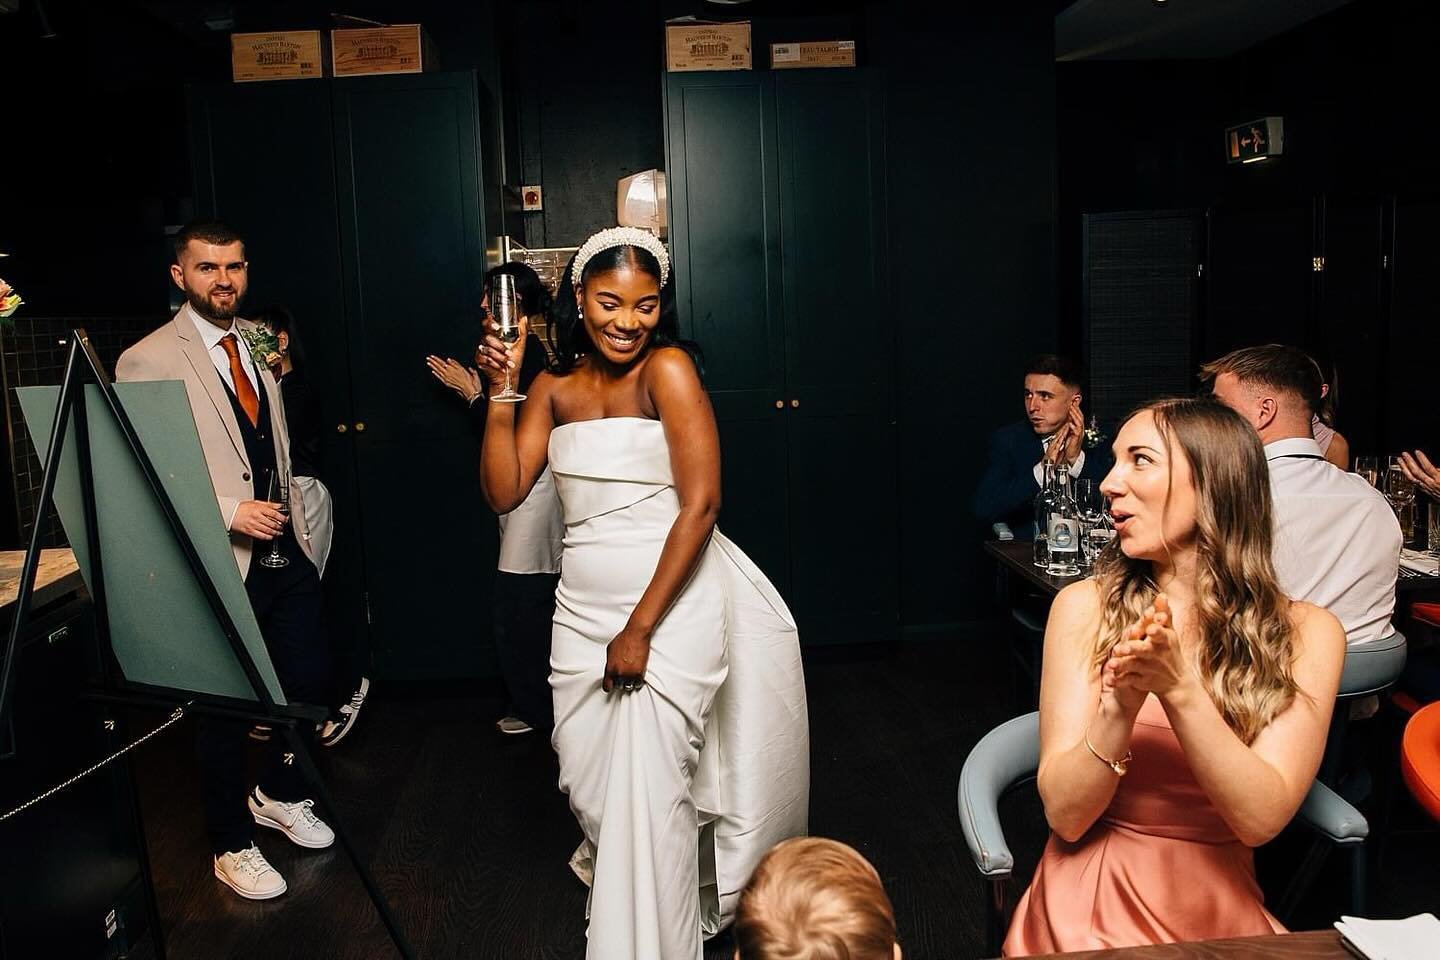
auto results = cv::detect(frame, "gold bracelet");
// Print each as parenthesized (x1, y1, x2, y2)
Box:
(1084, 725, 1132, 776)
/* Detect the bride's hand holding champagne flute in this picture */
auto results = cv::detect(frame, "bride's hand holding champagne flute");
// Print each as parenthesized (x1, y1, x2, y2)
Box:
(481, 273, 528, 403)
(478, 315, 529, 397)
(478, 313, 528, 398)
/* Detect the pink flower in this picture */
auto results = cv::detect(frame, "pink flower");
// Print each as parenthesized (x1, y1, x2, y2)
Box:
(0, 278, 23, 319)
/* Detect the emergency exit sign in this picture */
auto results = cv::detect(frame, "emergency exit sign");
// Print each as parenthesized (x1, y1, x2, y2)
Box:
(1226, 117, 1284, 164)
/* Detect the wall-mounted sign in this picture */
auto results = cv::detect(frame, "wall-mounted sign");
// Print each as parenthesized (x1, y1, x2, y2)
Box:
(1226, 116, 1284, 164)
(521, 186, 543, 212)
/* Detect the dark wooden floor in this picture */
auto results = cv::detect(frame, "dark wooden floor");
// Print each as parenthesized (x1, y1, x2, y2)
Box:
(126, 632, 1440, 960)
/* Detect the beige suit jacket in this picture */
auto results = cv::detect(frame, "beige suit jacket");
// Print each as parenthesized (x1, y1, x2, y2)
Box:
(116, 304, 315, 578)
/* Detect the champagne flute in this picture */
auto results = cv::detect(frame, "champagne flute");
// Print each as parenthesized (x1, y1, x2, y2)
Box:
(257, 470, 290, 570)
(1355, 455, 1379, 488)
(1076, 480, 1113, 567)
(489, 273, 526, 404)
(1073, 479, 1094, 568)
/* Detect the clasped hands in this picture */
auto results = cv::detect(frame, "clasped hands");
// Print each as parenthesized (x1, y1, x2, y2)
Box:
(1102, 594, 1196, 713)
(1045, 402, 1086, 466)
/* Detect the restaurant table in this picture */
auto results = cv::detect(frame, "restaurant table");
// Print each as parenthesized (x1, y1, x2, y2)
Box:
(1018, 929, 1352, 960)
(985, 539, 1080, 600)
(1397, 564, 1440, 596)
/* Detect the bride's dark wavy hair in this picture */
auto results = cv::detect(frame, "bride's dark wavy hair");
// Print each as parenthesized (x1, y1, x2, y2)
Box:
(547, 242, 703, 377)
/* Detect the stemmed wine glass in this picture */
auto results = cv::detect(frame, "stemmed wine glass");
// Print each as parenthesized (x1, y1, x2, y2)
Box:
(1386, 456, 1417, 507)
(257, 469, 290, 570)
(488, 273, 526, 404)
(1387, 456, 1419, 545)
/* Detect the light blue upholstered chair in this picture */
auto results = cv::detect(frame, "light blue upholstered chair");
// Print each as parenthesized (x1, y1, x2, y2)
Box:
(956, 626, 1405, 960)
(958, 712, 1370, 956)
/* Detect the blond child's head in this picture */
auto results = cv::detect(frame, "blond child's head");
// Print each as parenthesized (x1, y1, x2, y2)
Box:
(734, 837, 900, 960)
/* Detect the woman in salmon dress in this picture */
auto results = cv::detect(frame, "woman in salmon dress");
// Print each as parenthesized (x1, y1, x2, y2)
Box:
(1005, 398, 1346, 955)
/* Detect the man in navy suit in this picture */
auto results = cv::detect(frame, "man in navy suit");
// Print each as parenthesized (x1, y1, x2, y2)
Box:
(973, 354, 1112, 540)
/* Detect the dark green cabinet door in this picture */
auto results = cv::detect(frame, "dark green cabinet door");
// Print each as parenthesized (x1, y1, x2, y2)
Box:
(775, 71, 896, 644)
(664, 70, 896, 644)
(331, 72, 497, 681)
(186, 80, 371, 660)
(665, 73, 791, 594)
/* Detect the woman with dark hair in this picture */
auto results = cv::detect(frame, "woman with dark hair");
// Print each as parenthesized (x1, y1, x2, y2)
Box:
(251, 305, 320, 478)
(478, 228, 809, 959)
(1004, 398, 1345, 955)
(428, 262, 561, 735)
(1307, 352, 1350, 470)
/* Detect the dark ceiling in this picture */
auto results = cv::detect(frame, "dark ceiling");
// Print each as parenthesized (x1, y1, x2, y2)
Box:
(1055, 0, 1358, 60)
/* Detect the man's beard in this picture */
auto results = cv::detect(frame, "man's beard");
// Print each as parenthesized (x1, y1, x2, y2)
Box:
(186, 286, 243, 322)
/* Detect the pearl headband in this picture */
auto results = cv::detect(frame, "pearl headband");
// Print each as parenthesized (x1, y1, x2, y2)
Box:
(570, 226, 671, 289)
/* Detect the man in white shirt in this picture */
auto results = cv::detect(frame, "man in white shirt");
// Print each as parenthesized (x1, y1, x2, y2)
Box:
(1205, 344, 1402, 646)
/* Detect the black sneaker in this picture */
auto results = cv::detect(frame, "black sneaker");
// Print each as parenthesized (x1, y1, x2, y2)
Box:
(319, 677, 369, 748)
(496, 716, 535, 735)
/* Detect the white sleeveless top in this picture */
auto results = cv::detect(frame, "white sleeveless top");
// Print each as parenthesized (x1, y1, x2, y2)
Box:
(495, 465, 563, 574)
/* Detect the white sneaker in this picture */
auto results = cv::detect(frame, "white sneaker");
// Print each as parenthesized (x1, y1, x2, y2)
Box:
(320, 676, 370, 748)
(248, 787, 335, 849)
(214, 844, 287, 900)
(496, 716, 534, 735)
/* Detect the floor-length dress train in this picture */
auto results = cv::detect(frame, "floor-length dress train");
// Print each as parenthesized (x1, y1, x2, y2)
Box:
(547, 417, 809, 960)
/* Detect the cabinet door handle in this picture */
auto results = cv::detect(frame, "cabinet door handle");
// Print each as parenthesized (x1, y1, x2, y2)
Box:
(790, 399, 800, 408)
(336, 423, 348, 434)
(354, 422, 367, 433)
(774, 400, 784, 410)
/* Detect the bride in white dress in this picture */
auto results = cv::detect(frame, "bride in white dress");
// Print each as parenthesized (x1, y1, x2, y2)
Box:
(478, 228, 809, 960)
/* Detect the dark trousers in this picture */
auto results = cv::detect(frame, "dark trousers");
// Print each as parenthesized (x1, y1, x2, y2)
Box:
(493, 571, 559, 731)
(324, 592, 368, 712)
(198, 531, 331, 855)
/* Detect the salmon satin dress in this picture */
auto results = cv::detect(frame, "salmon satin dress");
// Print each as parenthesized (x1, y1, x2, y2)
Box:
(1003, 695, 1284, 955)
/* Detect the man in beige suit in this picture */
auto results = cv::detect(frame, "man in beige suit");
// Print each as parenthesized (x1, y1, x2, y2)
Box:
(118, 221, 335, 900)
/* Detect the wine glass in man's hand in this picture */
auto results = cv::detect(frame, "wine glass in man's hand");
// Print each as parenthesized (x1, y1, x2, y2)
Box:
(256, 470, 290, 570)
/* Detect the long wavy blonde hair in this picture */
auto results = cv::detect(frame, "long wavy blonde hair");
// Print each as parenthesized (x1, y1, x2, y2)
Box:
(1091, 398, 1299, 744)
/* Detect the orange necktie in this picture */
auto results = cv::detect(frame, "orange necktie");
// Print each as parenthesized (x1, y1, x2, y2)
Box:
(219, 333, 260, 427)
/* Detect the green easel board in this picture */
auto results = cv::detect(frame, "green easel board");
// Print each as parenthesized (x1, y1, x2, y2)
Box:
(17, 381, 285, 704)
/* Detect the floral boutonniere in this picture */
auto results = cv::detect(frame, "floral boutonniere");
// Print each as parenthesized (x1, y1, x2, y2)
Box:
(239, 326, 283, 370)
(1083, 415, 1107, 450)
(0, 264, 23, 321)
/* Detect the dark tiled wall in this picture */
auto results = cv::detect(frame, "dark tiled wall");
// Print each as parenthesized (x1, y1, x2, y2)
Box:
(1, 316, 163, 547)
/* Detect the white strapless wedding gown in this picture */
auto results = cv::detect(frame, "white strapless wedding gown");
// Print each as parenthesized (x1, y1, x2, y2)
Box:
(548, 417, 810, 960)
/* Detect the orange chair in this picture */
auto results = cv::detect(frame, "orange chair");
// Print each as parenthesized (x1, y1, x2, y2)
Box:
(1401, 701, 1440, 822)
